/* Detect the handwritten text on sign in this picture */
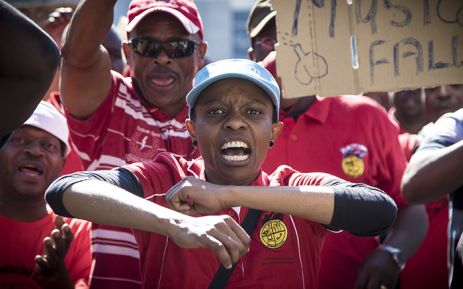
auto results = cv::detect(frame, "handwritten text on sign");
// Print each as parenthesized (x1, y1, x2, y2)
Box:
(273, 0, 463, 98)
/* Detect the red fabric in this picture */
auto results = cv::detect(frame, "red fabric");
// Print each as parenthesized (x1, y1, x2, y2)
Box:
(0, 212, 91, 288)
(398, 132, 419, 162)
(125, 152, 331, 289)
(398, 131, 449, 289)
(127, 0, 204, 40)
(400, 198, 449, 289)
(65, 72, 198, 289)
(47, 93, 84, 175)
(391, 109, 449, 289)
(262, 95, 408, 289)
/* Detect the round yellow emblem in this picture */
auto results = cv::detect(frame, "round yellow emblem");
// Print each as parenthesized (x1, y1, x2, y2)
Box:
(341, 155, 365, 178)
(259, 219, 288, 249)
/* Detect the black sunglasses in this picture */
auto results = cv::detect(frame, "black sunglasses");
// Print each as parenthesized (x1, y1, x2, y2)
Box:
(129, 38, 199, 59)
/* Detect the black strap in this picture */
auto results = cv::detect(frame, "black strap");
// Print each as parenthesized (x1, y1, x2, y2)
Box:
(208, 208, 262, 289)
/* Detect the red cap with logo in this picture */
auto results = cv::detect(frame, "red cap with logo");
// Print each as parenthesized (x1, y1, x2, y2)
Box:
(127, 0, 204, 40)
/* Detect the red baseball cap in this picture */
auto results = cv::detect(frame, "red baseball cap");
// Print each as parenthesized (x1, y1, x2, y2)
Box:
(259, 50, 277, 78)
(126, 0, 204, 40)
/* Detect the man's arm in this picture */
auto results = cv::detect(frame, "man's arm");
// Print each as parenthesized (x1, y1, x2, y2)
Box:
(355, 204, 428, 289)
(0, 0, 59, 137)
(45, 174, 250, 270)
(402, 140, 463, 203)
(60, 0, 115, 119)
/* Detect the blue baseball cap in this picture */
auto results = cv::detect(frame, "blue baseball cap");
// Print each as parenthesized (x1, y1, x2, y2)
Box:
(186, 58, 280, 120)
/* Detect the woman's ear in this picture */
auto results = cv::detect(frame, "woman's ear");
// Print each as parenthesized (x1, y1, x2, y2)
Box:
(186, 119, 197, 139)
(271, 121, 283, 142)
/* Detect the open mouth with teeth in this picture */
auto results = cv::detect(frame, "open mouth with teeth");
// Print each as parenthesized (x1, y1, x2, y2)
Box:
(220, 141, 251, 162)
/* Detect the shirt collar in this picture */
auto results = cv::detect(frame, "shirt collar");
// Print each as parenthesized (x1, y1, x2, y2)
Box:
(280, 96, 332, 124)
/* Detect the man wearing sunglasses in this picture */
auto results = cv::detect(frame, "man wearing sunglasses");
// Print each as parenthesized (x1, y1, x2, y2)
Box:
(59, 0, 207, 288)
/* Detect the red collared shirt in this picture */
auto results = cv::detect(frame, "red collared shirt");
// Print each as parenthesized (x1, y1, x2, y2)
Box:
(125, 152, 331, 289)
(263, 95, 408, 289)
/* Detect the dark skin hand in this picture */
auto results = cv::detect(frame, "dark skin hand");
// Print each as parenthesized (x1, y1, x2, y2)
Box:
(355, 249, 400, 289)
(44, 7, 74, 48)
(35, 216, 73, 289)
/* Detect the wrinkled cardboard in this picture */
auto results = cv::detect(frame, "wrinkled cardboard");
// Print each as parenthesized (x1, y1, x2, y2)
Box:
(273, 0, 463, 98)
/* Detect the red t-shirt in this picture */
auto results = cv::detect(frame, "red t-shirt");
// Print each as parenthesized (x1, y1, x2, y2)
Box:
(64, 72, 198, 289)
(262, 95, 408, 289)
(125, 152, 332, 289)
(0, 211, 91, 288)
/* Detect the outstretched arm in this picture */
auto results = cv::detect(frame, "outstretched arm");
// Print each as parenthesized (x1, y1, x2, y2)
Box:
(167, 176, 397, 236)
(402, 140, 463, 203)
(45, 172, 250, 269)
(60, 0, 115, 118)
(0, 0, 59, 137)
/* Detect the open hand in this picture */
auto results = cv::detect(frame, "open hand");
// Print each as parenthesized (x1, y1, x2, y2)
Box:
(35, 216, 74, 289)
(354, 248, 400, 289)
(168, 214, 250, 269)
(44, 7, 73, 47)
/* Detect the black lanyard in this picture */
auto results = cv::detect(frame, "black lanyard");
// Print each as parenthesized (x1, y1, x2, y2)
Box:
(207, 208, 262, 289)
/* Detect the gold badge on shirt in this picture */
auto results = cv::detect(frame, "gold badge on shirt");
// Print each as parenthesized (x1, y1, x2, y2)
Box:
(260, 219, 288, 249)
(340, 143, 368, 178)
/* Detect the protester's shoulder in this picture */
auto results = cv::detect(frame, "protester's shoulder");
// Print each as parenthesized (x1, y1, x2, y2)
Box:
(331, 95, 389, 117)
(440, 108, 463, 123)
(270, 165, 338, 186)
(417, 110, 463, 151)
(110, 70, 138, 97)
(131, 152, 200, 176)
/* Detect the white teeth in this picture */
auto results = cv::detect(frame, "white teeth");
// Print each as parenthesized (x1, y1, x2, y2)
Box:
(221, 141, 249, 150)
(223, 155, 249, 161)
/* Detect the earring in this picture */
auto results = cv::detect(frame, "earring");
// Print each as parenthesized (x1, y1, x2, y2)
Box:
(192, 139, 198, 146)
(269, 140, 274, 147)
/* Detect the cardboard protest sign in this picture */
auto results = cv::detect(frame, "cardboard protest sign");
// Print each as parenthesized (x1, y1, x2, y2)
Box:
(272, 0, 463, 98)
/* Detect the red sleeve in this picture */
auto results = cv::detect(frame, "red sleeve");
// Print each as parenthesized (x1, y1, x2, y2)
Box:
(123, 153, 185, 202)
(64, 72, 121, 162)
(398, 132, 419, 162)
(372, 108, 409, 208)
(271, 165, 335, 186)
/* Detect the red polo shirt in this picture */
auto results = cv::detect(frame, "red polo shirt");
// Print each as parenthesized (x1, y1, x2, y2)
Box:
(125, 152, 332, 289)
(263, 95, 408, 289)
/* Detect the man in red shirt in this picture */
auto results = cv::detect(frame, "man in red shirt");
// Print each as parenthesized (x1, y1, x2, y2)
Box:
(46, 58, 397, 289)
(59, 0, 207, 287)
(246, 1, 428, 288)
(0, 101, 91, 288)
